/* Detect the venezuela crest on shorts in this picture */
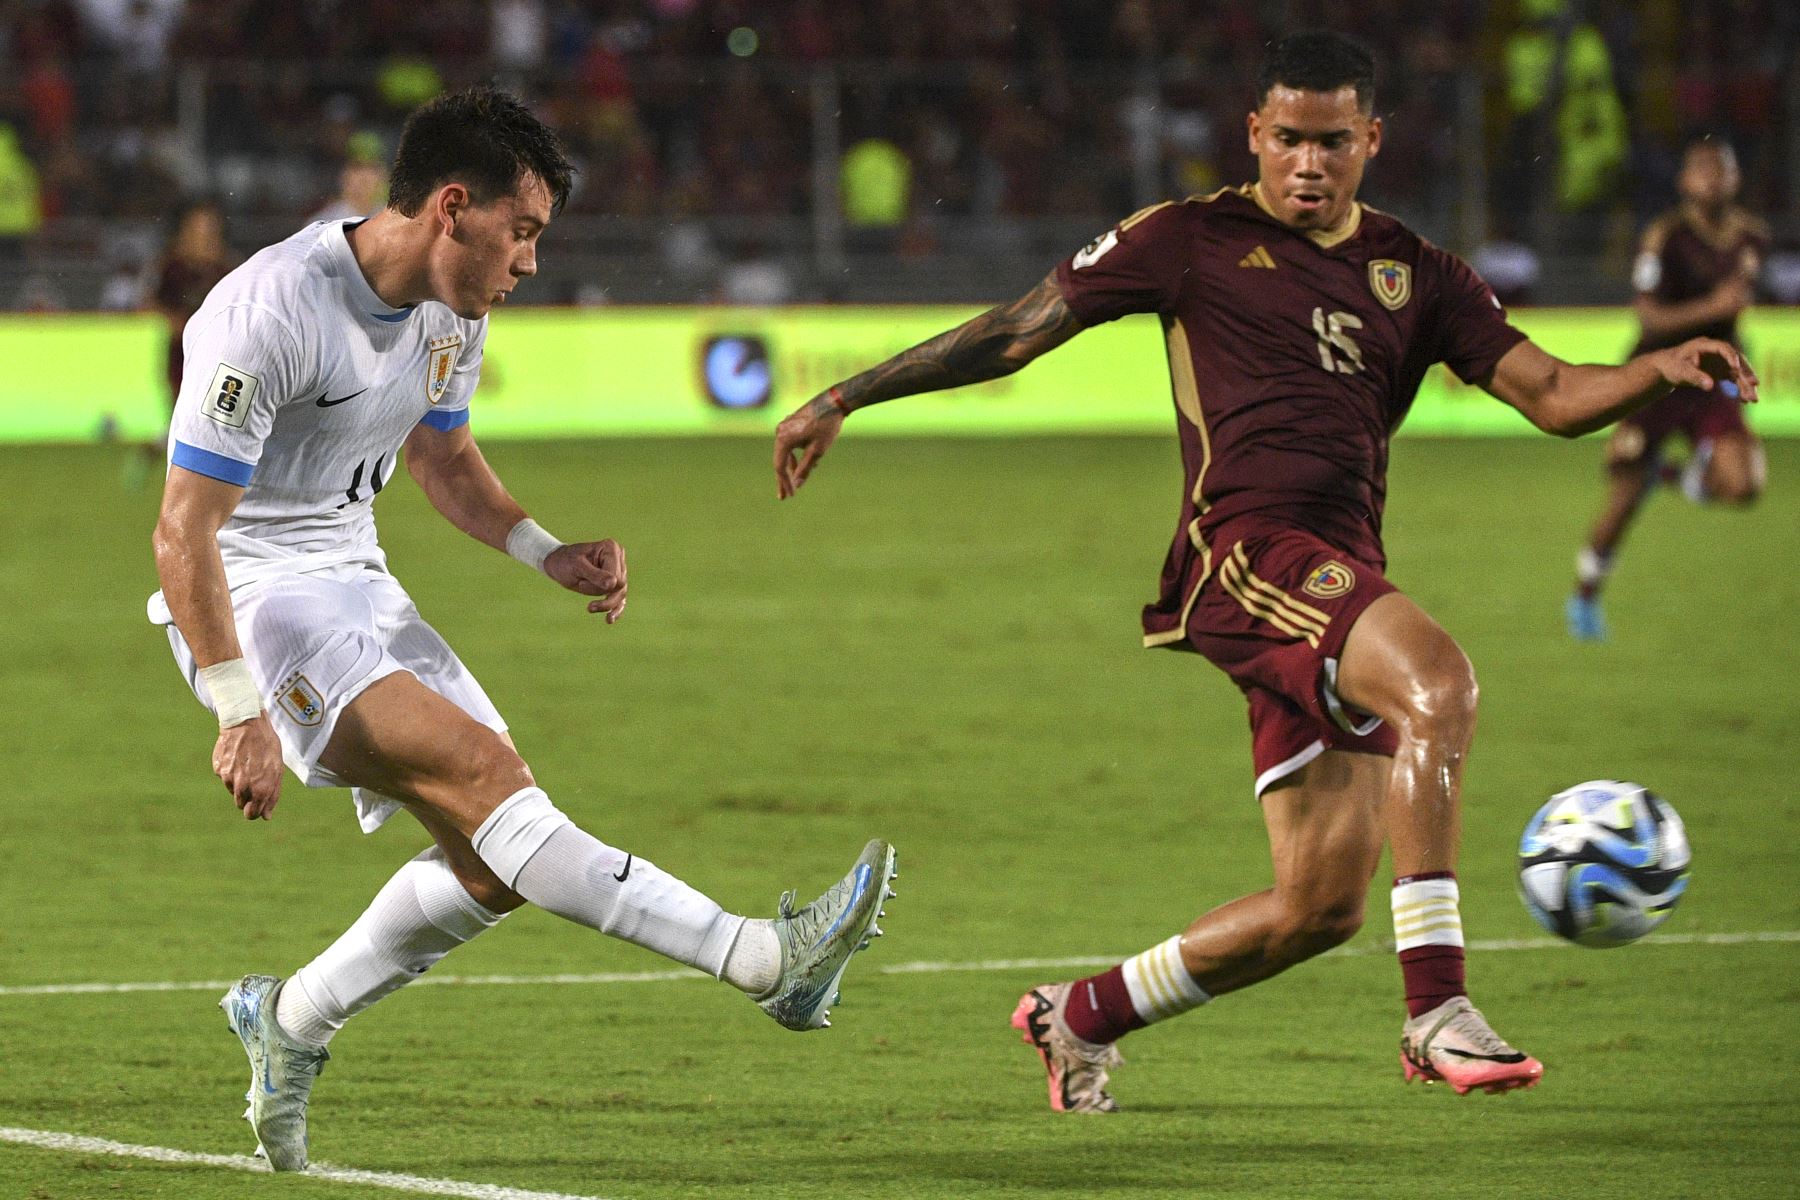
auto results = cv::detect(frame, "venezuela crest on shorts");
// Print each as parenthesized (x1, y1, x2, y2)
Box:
(1303, 560, 1356, 599)
(426, 334, 462, 404)
(1368, 259, 1411, 311)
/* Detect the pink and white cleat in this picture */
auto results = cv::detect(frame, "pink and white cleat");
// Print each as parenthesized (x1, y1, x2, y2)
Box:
(1401, 996, 1544, 1095)
(1010, 983, 1123, 1113)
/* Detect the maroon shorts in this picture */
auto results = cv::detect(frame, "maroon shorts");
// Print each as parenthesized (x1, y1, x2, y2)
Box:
(1609, 385, 1750, 465)
(1150, 519, 1399, 795)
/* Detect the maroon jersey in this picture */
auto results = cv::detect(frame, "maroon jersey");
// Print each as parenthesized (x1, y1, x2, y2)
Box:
(1630, 203, 1769, 353)
(1054, 185, 1525, 641)
(156, 255, 231, 328)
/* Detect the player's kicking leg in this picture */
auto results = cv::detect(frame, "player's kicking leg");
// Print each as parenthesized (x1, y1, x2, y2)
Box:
(316, 674, 896, 1027)
(222, 677, 893, 1170)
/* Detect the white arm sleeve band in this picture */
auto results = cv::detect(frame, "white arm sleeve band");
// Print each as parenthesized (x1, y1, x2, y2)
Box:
(200, 658, 263, 728)
(505, 518, 564, 575)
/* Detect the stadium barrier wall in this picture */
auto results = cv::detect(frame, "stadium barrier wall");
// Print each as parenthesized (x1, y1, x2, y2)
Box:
(4, 307, 1797, 442)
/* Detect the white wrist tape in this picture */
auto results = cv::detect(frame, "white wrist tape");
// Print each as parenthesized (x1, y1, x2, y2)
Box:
(505, 518, 564, 575)
(200, 658, 262, 728)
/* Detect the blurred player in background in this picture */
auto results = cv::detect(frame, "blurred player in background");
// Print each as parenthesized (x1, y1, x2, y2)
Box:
(126, 197, 235, 487)
(308, 153, 388, 224)
(150, 87, 894, 1171)
(774, 32, 1756, 1112)
(1567, 138, 1768, 641)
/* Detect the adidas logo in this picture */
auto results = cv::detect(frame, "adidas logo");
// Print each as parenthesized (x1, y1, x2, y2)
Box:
(1238, 245, 1277, 269)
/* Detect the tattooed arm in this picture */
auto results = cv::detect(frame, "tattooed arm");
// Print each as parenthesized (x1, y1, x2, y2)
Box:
(773, 273, 1082, 498)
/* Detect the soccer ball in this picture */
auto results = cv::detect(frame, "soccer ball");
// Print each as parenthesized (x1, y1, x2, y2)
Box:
(1516, 781, 1691, 948)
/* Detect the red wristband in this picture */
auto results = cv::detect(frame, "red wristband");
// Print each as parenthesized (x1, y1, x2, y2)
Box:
(826, 386, 851, 415)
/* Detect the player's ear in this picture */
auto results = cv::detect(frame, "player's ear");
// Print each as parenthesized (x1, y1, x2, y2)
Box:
(1365, 115, 1383, 160)
(434, 183, 471, 235)
(1246, 109, 1261, 156)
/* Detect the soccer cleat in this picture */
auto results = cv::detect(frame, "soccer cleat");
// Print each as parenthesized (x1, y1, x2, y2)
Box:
(219, 974, 329, 1172)
(1565, 593, 1607, 642)
(1400, 996, 1543, 1095)
(1010, 983, 1123, 1113)
(755, 839, 897, 1030)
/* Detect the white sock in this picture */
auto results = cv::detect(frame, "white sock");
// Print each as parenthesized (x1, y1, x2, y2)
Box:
(1681, 440, 1715, 503)
(1121, 935, 1210, 1025)
(276, 847, 506, 1048)
(1391, 877, 1464, 952)
(1576, 546, 1611, 587)
(721, 920, 781, 996)
(474, 787, 745, 980)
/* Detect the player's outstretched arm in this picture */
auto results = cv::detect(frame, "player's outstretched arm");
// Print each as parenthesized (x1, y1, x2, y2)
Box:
(403, 423, 628, 622)
(773, 272, 1082, 498)
(1482, 336, 1759, 438)
(153, 468, 285, 821)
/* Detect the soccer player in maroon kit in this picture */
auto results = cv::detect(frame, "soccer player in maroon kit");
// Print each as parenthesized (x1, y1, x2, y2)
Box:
(1567, 137, 1769, 641)
(773, 33, 1757, 1110)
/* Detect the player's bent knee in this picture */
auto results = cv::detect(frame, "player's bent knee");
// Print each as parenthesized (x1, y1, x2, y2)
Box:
(1394, 661, 1479, 743)
(459, 731, 535, 800)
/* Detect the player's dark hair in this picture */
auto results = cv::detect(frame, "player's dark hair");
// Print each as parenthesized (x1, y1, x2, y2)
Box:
(386, 86, 574, 218)
(1256, 32, 1377, 114)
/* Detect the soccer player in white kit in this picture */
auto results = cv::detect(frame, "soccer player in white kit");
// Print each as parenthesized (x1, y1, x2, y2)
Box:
(149, 88, 897, 1172)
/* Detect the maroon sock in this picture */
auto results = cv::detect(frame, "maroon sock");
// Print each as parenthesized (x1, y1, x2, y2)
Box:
(1395, 871, 1466, 1018)
(1060, 965, 1145, 1044)
(1399, 945, 1467, 1018)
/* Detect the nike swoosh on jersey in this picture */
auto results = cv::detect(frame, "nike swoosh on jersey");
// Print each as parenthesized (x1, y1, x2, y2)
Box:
(314, 389, 368, 408)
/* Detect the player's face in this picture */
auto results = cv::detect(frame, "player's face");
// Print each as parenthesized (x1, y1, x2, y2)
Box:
(1677, 145, 1739, 211)
(1247, 86, 1381, 232)
(435, 173, 553, 319)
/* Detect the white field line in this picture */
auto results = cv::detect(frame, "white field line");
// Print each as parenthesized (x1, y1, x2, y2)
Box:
(1, 929, 1794, 999)
(0, 1126, 610, 1200)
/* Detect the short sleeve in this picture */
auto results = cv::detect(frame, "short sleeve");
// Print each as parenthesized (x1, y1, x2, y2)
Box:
(1425, 247, 1528, 385)
(1054, 202, 1190, 326)
(418, 320, 486, 433)
(168, 304, 306, 486)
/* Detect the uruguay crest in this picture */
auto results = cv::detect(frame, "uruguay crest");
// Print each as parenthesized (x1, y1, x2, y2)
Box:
(1368, 259, 1411, 311)
(277, 672, 324, 727)
(426, 334, 463, 404)
(1303, 560, 1355, 599)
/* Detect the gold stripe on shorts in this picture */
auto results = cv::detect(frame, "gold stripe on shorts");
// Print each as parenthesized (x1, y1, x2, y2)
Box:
(1230, 543, 1333, 627)
(1219, 543, 1327, 648)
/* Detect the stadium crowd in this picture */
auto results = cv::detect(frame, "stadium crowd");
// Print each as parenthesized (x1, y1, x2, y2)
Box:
(0, 0, 1795, 306)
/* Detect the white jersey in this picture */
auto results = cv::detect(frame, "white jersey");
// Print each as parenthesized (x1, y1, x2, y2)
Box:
(148, 219, 485, 624)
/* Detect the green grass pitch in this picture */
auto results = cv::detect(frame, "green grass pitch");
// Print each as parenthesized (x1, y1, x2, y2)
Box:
(0, 436, 1795, 1199)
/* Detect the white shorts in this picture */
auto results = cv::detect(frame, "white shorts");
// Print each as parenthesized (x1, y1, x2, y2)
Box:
(162, 565, 507, 832)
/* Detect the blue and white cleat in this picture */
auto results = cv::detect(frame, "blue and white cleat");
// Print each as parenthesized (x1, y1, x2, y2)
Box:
(756, 839, 897, 1031)
(1565, 593, 1607, 642)
(219, 974, 328, 1172)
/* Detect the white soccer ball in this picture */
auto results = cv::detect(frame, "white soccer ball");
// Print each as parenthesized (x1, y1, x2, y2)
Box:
(1516, 781, 1691, 948)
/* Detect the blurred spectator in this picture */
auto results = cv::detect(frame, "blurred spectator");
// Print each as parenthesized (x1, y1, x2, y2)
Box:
(0, 1, 1787, 306)
(1471, 218, 1544, 307)
(76, 0, 184, 76)
(0, 124, 44, 260)
(841, 136, 910, 229)
(492, 0, 549, 79)
(309, 156, 389, 223)
(716, 241, 796, 305)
